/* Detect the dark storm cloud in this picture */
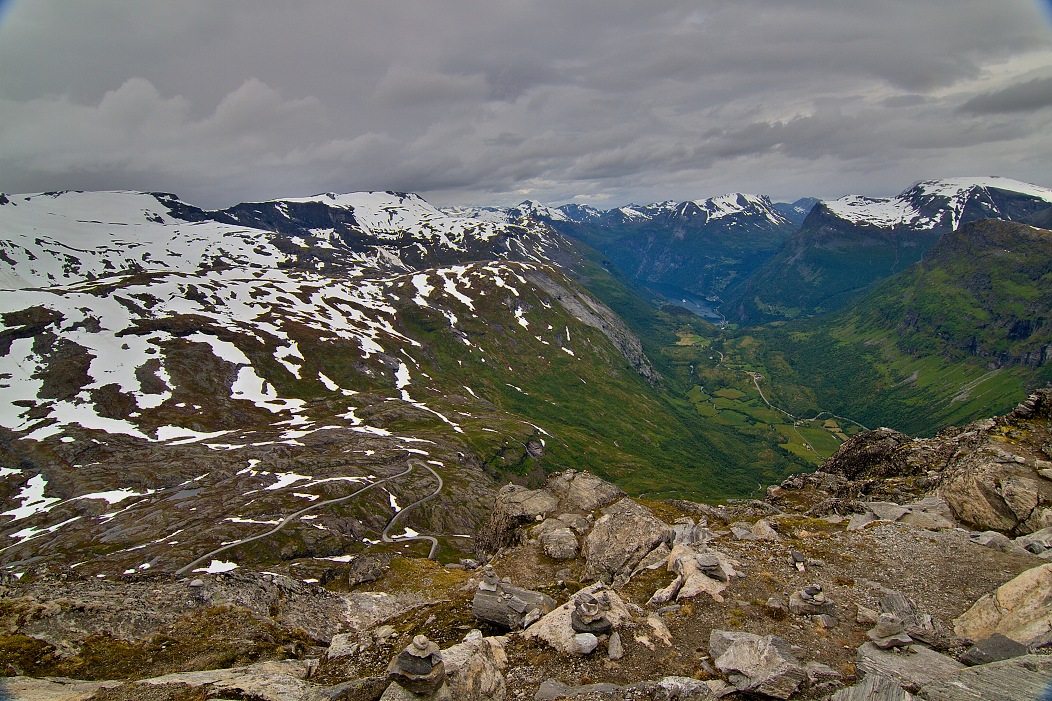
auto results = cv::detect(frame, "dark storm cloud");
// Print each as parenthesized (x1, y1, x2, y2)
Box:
(960, 75, 1052, 113)
(1, 0, 1051, 208)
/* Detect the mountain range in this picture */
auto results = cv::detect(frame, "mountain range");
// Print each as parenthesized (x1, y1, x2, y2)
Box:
(1, 176, 1051, 583)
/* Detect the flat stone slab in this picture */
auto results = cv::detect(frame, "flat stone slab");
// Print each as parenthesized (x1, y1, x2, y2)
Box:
(918, 654, 1052, 701)
(856, 643, 964, 692)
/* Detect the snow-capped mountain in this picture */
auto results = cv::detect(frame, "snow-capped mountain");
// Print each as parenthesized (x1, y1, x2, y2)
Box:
(0, 189, 675, 578)
(539, 193, 799, 301)
(725, 177, 1052, 323)
(819, 176, 1052, 231)
(440, 199, 568, 226)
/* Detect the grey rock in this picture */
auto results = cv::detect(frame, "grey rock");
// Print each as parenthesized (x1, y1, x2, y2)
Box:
(968, 530, 1015, 551)
(607, 631, 624, 660)
(856, 642, 964, 692)
(571, 632, 599, 655)
(918, 654, 1052, 701)
(789, 589, 835, 616)
(766, 596, 788, 614)
(644, 676, 716, 700)
(632, 541, 672, 576)
(730, 522, 759, 541)
(440, 633, 508, 701)
(709, 630, 805, 699)
(570, 592, 613, 634)
(830, 674, 915, 701)
(540, 527, 579, 560)
(847, 511, 878, 531)
(583, 498, 670, 583)
(1016, 526, 1052, 555)
(188, 578, 205, 587)
(472, 576, 557, 630)
(958, 633, 1030, 666)
(381, 681, 452, 701)
(533, 679, 623, 700)
(544, 468, 627, 514)
(813, 613, 837, 629)
(804, 661, 842, 685)
(326, 632, 362, 660)
(880, 590, 941, 645)
(386, 635, 446, 697)
(524, 583, 633, 654)
(671, 517, 709, 546)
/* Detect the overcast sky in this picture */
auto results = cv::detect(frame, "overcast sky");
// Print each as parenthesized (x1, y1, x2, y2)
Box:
(2, 1, 1051, 209)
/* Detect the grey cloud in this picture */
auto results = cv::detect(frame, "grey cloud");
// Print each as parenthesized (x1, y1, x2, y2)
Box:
(1, 1, 1051, 208)
(960, 76, 1052, 114)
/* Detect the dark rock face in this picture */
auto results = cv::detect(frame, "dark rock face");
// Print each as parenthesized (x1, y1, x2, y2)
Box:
(816, 391, 1052, 536)
(822, 427, 928, 481)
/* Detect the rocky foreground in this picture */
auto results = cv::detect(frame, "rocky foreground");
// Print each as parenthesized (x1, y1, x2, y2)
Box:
(3, 392, 1052, 700)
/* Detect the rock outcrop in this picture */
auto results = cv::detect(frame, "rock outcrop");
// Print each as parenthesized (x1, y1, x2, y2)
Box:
(583, 497, 670, 583)
(709, 630, 806, 699)
(954, 562, 1052, 646)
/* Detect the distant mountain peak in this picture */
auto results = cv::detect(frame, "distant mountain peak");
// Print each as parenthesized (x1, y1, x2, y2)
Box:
(822, 176, 1052, 230)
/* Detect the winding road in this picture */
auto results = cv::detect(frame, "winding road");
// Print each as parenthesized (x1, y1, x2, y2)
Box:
(175, 457, 441, 575)
(381, 459, 442, 559)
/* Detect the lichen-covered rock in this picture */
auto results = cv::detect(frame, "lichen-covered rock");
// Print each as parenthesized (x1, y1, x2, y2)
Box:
(523, 583, 632, 654)
(584, 498, 670, 583)
(440, 631, 508, 701)
(539, 527, 579, 560)
(709, 630, 805, 699)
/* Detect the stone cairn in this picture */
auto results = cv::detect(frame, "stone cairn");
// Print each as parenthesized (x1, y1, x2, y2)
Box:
(789, 584, 837, 628)
(570, 592, 613, 635)
(382, 635, 450, 700)
(867, 613, 913, 649)
(471, 566, 556, 630)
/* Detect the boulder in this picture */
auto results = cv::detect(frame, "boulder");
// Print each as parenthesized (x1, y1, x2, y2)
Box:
(31, 660, 321, 701)
(544, 469, 625, 513)
(855, 643, 964, 692)
(917, 654, 1052, 701)
(440, 631, 508, 701)
(1015, 526, 1052, 557)
(583, 498, 670, 583)
(523, 583, 632, 654)
(940, 460, 1052, 535)
(632, 541, 672, 576)
(472, 569, 557, 630)
(326, 632, 363, 659)
(709, 630, 805, 699)
(655, 544, 736, 604)
(879, 589, 942, 645)
(867, 614, 913, 649)
(954, 563, 1052, 646)
(670, 517, 711, 546)
(571, 633, 599, 655)
(822, 427, 921, 480)
(539, 527, 579, 560)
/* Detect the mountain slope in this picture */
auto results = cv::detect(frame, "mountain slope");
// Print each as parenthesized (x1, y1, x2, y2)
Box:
(0, 189, 773, 579)
(749, 218, 1052, 434)
(726, 177, 1052, 323)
